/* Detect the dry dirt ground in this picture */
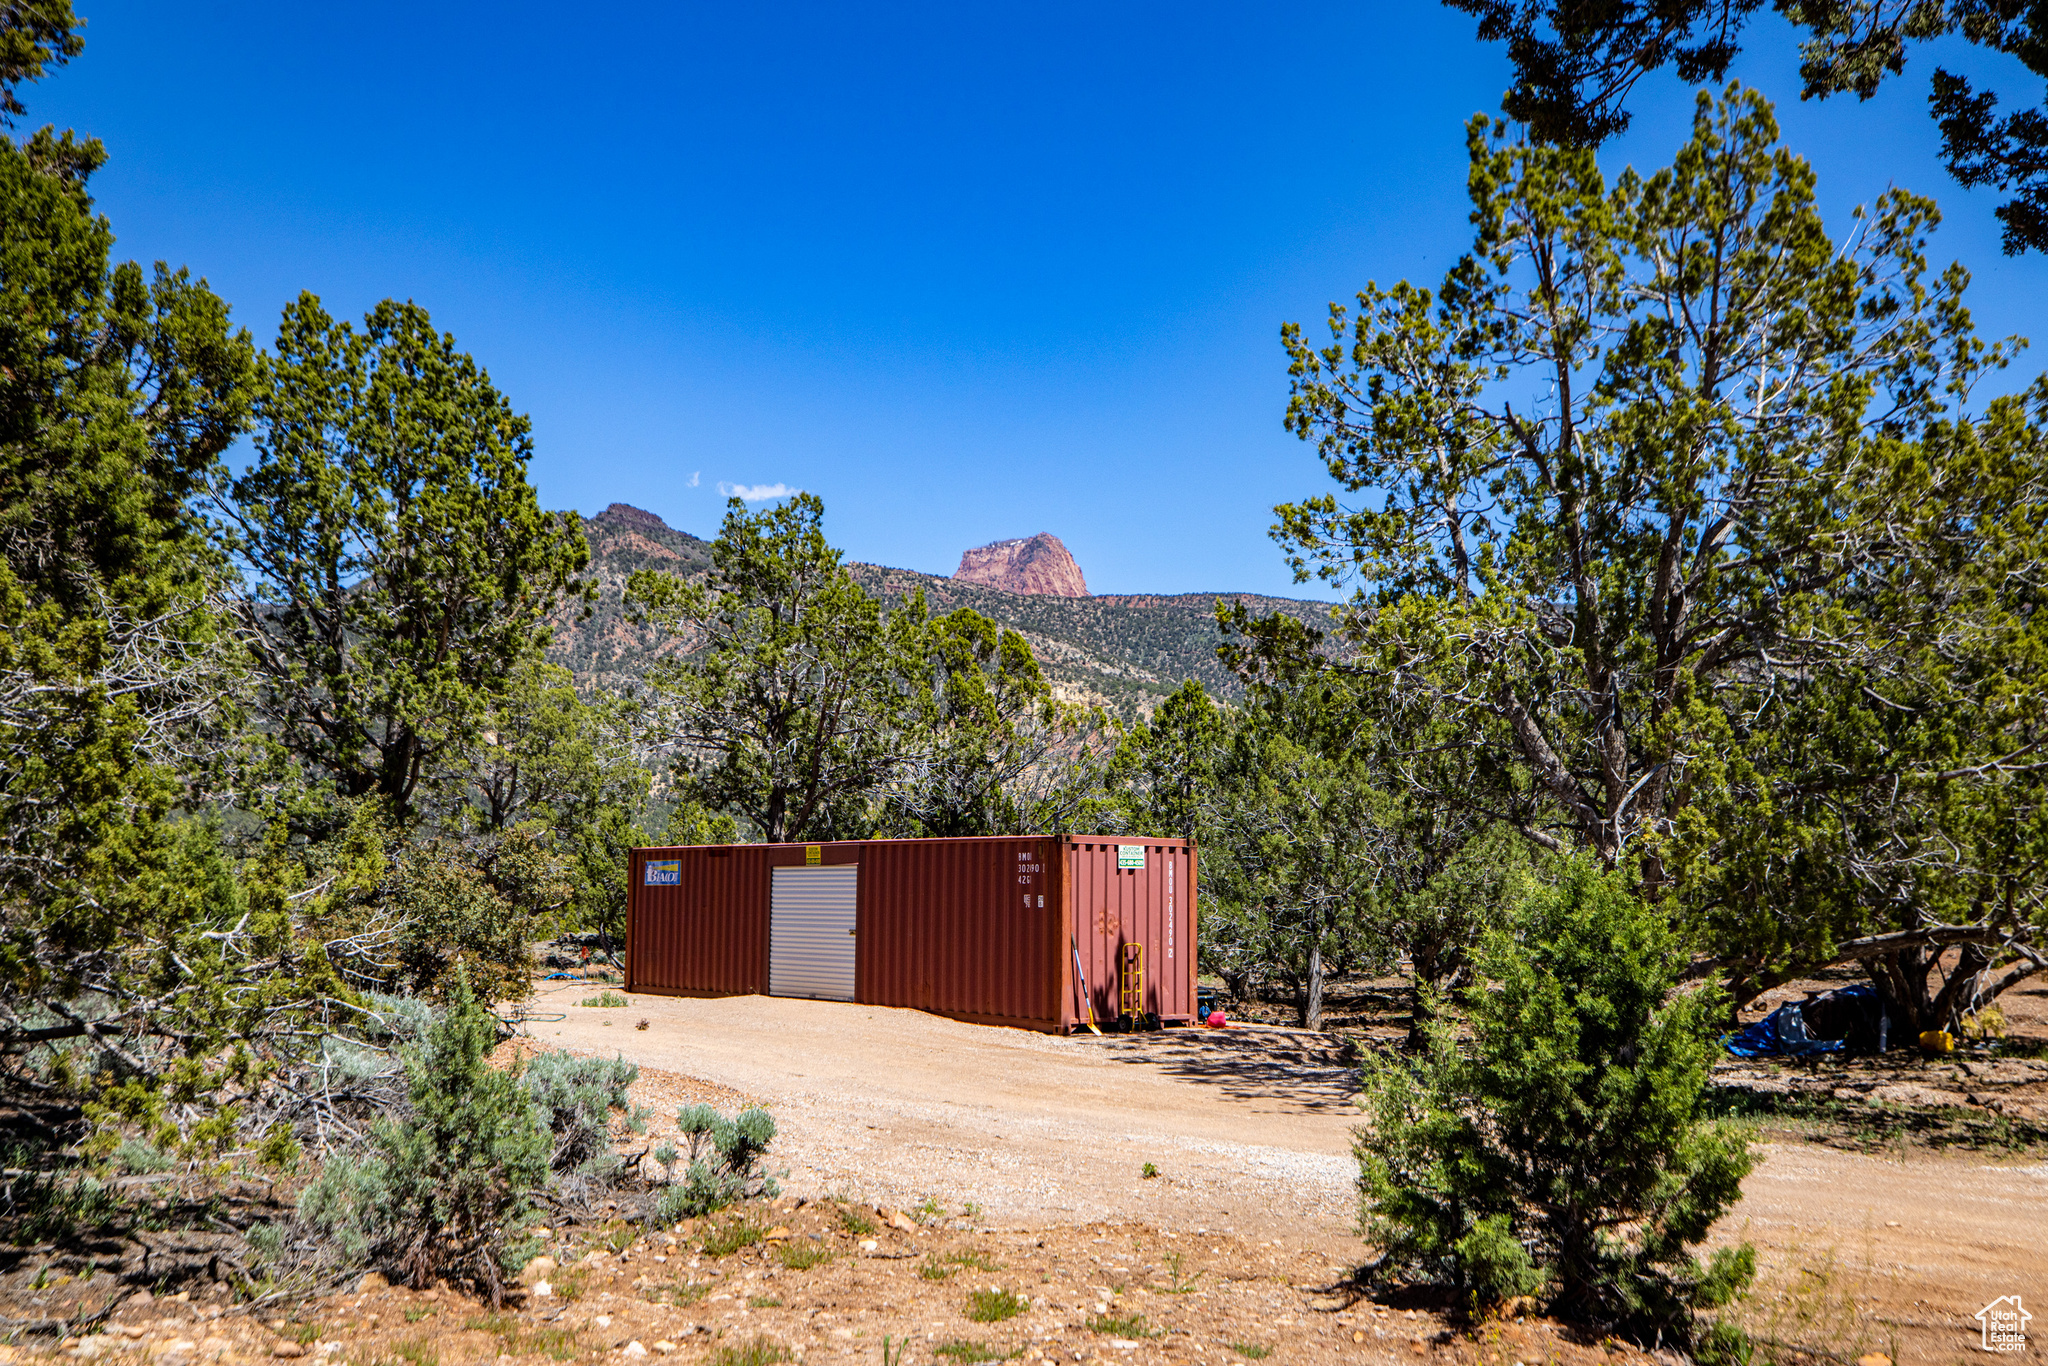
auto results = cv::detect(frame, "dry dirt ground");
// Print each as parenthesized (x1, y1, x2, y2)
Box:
(517, 983, 2048, 1365)
(32, 980, 2048, 1366)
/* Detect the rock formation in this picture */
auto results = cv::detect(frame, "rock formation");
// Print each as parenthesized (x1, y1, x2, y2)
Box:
(952, 534, 1089, 597)
(594, 502, 672, 533)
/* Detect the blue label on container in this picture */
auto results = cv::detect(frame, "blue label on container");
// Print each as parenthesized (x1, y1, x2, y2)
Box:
(644, 859, 681, 886)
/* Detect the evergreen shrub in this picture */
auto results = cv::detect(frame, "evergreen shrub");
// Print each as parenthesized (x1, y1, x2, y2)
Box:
(1355, 858, 1756, 1340)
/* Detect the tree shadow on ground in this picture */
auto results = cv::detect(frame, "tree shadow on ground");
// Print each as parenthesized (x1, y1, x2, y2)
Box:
(1072, 1028, 1363, 1114)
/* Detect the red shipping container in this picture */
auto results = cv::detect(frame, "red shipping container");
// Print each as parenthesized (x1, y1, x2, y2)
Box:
(625, 835, 1195, 1032)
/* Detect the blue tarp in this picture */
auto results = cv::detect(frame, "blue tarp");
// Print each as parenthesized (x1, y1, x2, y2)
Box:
(1723, 984, 1878, 1058)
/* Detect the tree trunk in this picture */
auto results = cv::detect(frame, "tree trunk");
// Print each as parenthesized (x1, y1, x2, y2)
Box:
(1863, 942, 1997, 1039)
(1301, 938, 1325, 1032)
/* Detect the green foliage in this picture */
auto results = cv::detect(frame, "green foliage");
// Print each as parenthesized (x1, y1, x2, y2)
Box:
(1199, 689, 1400, 1028)
(627, 494, 908, 843)
(520, 1051, 644, 1180)
(389, 833, 557, 1003)
(462, 659, 655, 951)
(1444, 0, 2048, 254)
(934, 1342, 1021, 1362)
(654, 1103, 780, 1221)
(697, 1215, 767, 1257)
(835, 1205, 877, 1237)
(1226, 1342, 1271, 1360)
(0, 1, 82, 124)
(965, 1288, 1028, 1323)
(920, 1250, 999, 1280)
(299, 967, 550, 1300)
(580, 991, 629, 1008)
(1085, 1312, 1152, 1337)
(226, 293, 589, 825)
(1392, 826, 1537, 1039)
(707, 1339, 791, 1366)
(1273, 86, 2048, 1021)
(773, 1240, 834, 1270)
(1111, 680, 1226, 845)
(0, 1153, 123, 1244)
(114, 1139, 171, 1175)
(1356, 859, 1755, 1338)
(883, 602, 1103, 837)
(0, 81, 269, 1101)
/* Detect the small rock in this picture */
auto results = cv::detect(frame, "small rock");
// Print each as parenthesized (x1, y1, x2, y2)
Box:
(1353, 1332, 1367, 1343)
(621, 1344, 648, 1359)
(530, 1282, 553, 1299)
(764, 1226, 792, 1241)
(584, 1250, 610, 1264)
(521, 1256, 557, 1286)
(653, 1345, 676, 1355)
(594, 1317, 613, 1329)
(882, 1210, 917, 1234)
(1856, 1356, 1891, 1366)
(357, 1273, 389, 1293)
(858, 1240, 878, 1253)
(273, 1345, 306, 1359)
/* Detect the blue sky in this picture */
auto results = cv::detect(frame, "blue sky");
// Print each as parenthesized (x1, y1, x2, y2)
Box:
(31, 2, 2048, 597)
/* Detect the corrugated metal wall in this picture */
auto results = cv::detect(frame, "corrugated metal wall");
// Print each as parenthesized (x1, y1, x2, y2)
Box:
(626, 834, 1195, 1032)
(625, 845, 770, 995)
(1063, 839, 1195, 1028)
(859, 836, 1060, 1027)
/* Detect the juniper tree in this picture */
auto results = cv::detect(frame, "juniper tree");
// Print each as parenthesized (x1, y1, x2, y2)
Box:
(1357, 858, 1755, 1339)
(626, 494, 914, 842)
(225, 295, 590, 827)
(1444, 0, 2048, 253)
(0, 12, 279, 1089)
(1274, 87, 2048, 1025)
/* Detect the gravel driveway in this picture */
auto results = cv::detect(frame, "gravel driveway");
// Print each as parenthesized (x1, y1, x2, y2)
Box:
(525, 983, 2048, 1360)
(525, 984, 1366, 1256)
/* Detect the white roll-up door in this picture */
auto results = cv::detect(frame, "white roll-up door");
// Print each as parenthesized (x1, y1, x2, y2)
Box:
(769, 865, 858, 1001)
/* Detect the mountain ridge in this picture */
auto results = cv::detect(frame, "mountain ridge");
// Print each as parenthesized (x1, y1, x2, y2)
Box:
(550, 504, 1333, 717)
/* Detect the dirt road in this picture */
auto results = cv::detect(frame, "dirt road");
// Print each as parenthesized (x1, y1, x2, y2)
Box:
(532, 987, 2048, 1361)
(530, 984, 1363, 1254)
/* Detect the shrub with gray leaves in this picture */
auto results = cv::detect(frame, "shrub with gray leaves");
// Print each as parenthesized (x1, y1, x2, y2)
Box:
(652, 1103, 779, 1223)
(520, 1051, 648, 1181)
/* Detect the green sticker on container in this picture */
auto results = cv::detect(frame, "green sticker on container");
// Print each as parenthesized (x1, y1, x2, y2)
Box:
(1117, 844, 1146, 869)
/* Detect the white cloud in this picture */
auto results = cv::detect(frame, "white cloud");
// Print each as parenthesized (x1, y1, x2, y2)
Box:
(717, 481, 800, 502)
(687, 470, 701, 488)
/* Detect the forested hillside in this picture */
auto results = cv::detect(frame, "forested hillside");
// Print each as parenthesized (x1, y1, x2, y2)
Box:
(552, 503, 1333, 716)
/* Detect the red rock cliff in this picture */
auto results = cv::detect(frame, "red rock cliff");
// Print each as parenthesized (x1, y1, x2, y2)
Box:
(953, 533, 1089, 597)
